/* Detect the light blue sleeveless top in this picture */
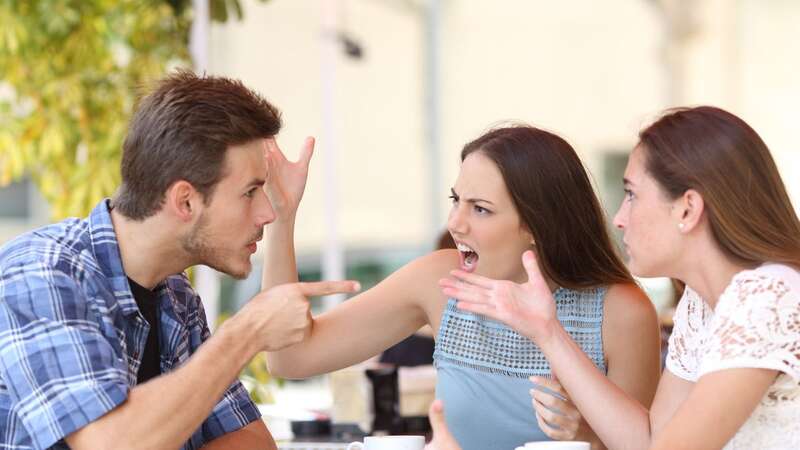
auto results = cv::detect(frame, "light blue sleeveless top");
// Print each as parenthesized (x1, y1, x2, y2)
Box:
(433, 287, 607, 450)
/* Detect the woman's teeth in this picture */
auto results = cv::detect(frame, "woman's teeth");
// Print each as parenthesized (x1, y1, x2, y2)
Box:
(456, 243, 474, 253)
(456, 243, 478, 268)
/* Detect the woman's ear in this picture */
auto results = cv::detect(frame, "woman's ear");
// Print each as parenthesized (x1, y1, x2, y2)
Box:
(523, 228, 536, 246)
(675, 189, 705, 233)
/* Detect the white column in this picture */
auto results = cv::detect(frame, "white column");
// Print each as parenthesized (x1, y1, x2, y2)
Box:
(320, 0, 346, 310)
(190, 0, 210, 75)
(424, 0, 443, 248)
(190, 0, 221, 331)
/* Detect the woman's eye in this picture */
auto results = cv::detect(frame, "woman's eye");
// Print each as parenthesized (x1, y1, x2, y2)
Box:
(624, 189, 634, 201)
(245, 188, 257, 198)
(449, 195, 458, 204)
(475, 205, 488, 214)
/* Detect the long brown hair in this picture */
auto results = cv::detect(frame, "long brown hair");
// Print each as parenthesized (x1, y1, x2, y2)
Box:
(639, 106, 800, 268)
(461, 125, 634, 290)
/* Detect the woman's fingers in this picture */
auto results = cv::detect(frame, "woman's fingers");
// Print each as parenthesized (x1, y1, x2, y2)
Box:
(530, 377, 565, 398)
(454, 301, 499, 320)
(536, 414, 572, 441)
(425, 400, 461, 450)
(298, 136, 315, 168)
(447, 269, 496, 289)
(530, 387, 579, 420)
(533, 399, 578, 439)
(521, 250, 547, 286)
(439, 278, 491, 305)
(264, 137, 290, 163)
(535, 409, 571, 441)
(530, 377, 581, 441)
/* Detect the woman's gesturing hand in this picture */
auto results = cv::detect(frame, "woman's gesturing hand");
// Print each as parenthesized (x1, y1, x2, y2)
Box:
(263, 137, 314, 220)
(439, 250, 560, 343)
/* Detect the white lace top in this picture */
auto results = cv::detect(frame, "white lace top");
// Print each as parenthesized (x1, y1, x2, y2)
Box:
(666, 263, 800, 449)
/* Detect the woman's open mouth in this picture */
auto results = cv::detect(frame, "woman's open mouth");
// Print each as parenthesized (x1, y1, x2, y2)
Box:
(456, 242, 479, 272)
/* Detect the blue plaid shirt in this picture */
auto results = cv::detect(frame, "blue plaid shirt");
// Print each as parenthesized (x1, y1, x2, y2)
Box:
(0, 200, 260, 449)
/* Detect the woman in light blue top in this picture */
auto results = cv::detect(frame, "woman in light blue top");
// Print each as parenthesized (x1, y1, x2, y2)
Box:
(263, 126, 661, 450)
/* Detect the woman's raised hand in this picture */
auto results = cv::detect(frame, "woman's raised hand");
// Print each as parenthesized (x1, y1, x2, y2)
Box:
(439, 250, 559, 343)
(263, 137, 314, 219)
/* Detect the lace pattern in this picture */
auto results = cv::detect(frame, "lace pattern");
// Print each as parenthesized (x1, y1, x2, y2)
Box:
(434, 287, 606, 378)
(665, 263, 800, 449)
(666, 287, 710, 381)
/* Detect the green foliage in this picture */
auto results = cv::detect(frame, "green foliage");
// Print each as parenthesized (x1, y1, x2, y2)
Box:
(217, 313, 284, 404)
(0, 1, 189, 218)
(240, 351, 285, 404)
(168, 0, 257, 23)
(0, 0, 267, 219)
(0, 0, 278, 400)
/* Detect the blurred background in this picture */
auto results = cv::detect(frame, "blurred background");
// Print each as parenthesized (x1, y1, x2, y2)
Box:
(3, 0, 799, 319)
(1, 0, 799, 438)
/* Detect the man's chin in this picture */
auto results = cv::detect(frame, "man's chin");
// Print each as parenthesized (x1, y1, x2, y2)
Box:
(227, 263, 252, 280)
(205, 260, 251, 280)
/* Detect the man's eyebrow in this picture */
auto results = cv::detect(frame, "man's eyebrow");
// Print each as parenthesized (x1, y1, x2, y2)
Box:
(623, 177, 634, 187)
(247, 178, 266, 188)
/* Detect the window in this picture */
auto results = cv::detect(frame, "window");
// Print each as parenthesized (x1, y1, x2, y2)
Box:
(0, 177, 32, 219)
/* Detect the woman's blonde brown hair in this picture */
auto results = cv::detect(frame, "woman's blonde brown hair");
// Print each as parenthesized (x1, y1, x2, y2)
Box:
(639, 106, 800, 268)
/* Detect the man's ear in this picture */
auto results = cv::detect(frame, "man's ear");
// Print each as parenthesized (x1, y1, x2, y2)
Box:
(674, 188, 705, 233)
(164, 180, 200, 223)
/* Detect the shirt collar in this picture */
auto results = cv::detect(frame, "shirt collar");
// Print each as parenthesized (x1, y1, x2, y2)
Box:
(87, 199, 140, 316)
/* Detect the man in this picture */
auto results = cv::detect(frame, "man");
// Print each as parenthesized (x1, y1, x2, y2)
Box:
(0, 71, 358, 449)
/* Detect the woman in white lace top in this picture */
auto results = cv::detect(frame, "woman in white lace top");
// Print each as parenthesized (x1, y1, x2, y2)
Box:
(437, 106, 800, 449)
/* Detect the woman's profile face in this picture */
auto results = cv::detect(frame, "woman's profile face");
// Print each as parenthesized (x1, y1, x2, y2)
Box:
(447, 151, 533, 283)
(613, 146, 684, 278)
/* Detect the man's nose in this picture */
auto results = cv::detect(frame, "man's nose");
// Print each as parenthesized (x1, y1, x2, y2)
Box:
(256, 190, 276, 226)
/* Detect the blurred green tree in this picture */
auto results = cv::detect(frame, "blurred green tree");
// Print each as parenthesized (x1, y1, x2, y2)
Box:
(0, 0, 265, 219)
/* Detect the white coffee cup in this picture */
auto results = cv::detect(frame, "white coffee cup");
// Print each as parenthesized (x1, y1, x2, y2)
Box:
(346, 435, 426, 450)
(523, 441, 590, 450)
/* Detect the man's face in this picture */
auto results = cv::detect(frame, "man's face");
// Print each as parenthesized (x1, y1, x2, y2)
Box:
(182, 139, 275, 279)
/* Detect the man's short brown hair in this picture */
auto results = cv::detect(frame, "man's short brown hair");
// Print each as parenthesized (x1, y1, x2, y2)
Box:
(113, 70, 282, 220)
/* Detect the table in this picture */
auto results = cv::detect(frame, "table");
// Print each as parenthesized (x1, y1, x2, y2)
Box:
(278, 443, 348, 450)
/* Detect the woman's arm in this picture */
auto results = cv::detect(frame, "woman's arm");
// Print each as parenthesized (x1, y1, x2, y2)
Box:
(441, 251, 664, 449)
(267, 251, 454, 378)
(259, 137, 453, 379)
(651, 368, 775, 449)
(516, 305, 655, 450)
(261, 137, 311, 289)
(525, 283, 660, 450)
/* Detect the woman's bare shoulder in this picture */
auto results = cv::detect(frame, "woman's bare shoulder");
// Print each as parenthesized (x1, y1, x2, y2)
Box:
(398, 249, 460, 278)
(604, 282, 657, 323)
(370, 249, 460, 300)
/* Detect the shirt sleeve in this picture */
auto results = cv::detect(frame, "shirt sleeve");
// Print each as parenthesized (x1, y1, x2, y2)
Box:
(698, 271, 800, 382)
(665, 287, 704, 381)
(0, 262, 129, 449)
(177, 283, 261, 447)
(201, 379, 262, 441)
